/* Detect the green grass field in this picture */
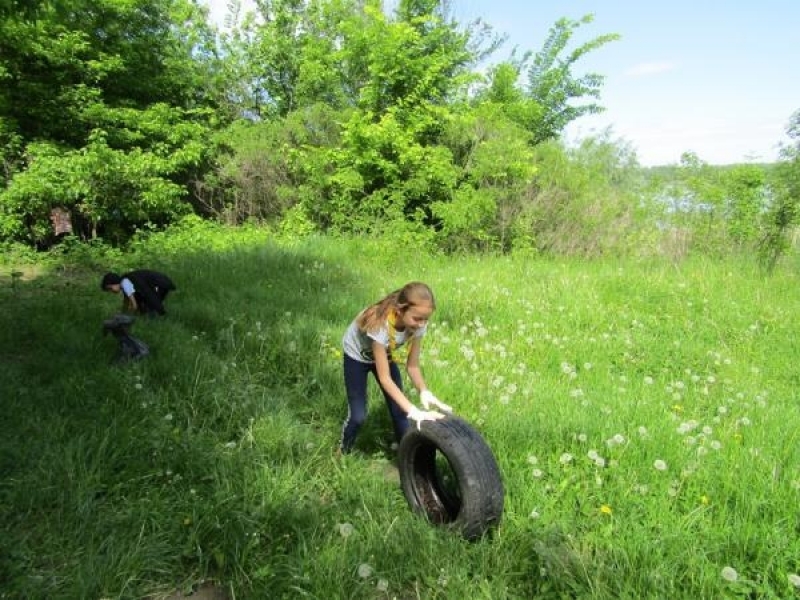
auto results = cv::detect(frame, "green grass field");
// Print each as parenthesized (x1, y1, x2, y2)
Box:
(1, 225, 799, 599)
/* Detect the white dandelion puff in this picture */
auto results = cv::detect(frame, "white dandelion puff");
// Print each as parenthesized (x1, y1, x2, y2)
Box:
(338, 523, 354, 538)
(653, 459, 668, 471)
(357, 563, 373, 579)
(721, 566, 738, 582)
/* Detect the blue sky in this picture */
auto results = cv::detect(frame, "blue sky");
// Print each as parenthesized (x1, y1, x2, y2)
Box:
(203, 0, 800, 166)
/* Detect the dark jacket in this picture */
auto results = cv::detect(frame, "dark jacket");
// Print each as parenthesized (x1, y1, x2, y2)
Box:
(123, 270, 176, 315)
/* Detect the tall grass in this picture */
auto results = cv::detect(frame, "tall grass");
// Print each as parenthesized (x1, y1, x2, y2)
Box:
(1, 225, 798, 599)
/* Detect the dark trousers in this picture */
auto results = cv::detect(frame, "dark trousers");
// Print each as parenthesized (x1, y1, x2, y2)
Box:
(340, 355, 409, 453)
(135, 287, 171, 314)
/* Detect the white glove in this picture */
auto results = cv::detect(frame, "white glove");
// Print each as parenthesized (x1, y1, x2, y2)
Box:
(420, 390, 453, 413)
(407, 406, 445, 429)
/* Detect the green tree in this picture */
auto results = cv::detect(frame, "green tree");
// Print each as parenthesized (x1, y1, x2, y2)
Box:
(445, 12, 615, 148)
(760, 110, 800, 271)
(293, 0, 475, 233)
(723, 164, 766, 246)
(0, 0, 218, 244)
(434, 103, 535, 252)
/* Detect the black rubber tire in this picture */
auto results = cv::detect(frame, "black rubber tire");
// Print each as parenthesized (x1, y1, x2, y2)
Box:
(397, 416, 504, 540)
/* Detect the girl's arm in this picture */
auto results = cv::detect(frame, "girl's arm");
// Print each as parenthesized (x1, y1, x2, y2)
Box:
(372, 341, 415, 413)
(405, 336, 428, 394)
(408, 337, 453, 413)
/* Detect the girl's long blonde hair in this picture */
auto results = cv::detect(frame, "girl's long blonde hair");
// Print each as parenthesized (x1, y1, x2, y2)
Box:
(357, 282, 435, 333)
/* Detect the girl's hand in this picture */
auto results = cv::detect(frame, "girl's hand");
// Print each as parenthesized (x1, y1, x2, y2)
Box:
(407, 406, 445, 429)
(420, 390, 453, 413)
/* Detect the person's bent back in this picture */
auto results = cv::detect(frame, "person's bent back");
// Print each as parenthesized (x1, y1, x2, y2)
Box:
(101, 269, 176, 316)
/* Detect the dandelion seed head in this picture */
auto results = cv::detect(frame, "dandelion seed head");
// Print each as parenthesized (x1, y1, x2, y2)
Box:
(376, 578, 389, 592)
(559, 453, 573, 465)
(357, 563, 373, 579)
(532, 468, 544, 478)
(338, 522, 354, 538)
(721, 566, 738, 582)
(788, 573, 800, 588)
(653, 459, 668, 471)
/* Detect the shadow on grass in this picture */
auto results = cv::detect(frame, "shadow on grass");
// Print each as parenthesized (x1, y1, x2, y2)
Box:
(0, 239, 407, 598)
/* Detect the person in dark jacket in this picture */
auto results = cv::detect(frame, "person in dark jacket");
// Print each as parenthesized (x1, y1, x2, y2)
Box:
(101, 270, 176, 316)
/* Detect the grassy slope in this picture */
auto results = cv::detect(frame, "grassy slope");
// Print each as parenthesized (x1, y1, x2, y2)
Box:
(1, 230, 798, 599)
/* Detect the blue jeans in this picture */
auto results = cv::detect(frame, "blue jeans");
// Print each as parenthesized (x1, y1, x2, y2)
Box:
(340, 355, 409, 453)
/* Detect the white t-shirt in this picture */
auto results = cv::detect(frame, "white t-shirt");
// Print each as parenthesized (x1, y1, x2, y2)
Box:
(121, 278, 135, 297)
(342, 313, 427, 363)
